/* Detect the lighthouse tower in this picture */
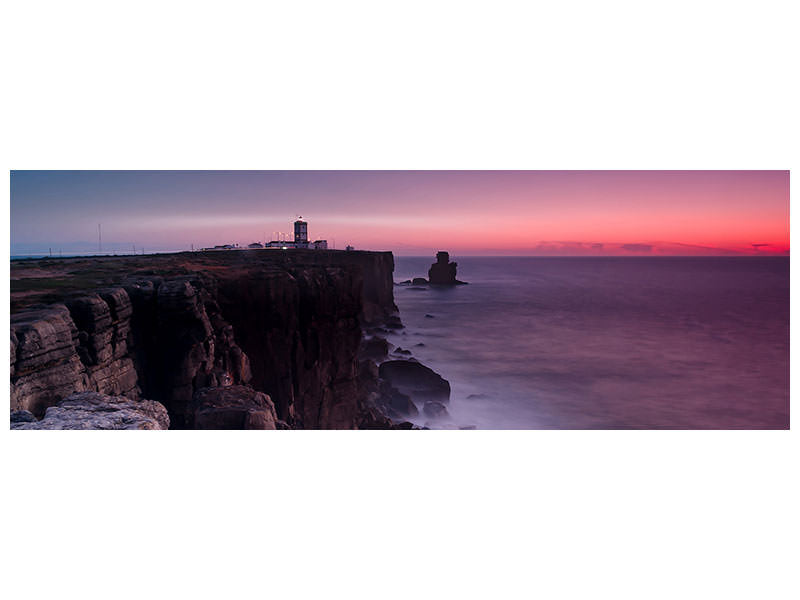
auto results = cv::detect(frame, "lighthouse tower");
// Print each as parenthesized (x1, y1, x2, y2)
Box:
(294, 218, 309, 248)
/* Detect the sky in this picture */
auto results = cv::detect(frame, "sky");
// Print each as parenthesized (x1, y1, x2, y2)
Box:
(9, 170, 789, 256)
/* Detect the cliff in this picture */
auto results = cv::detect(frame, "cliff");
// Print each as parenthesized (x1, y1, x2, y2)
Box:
(10, 249, 402, 429)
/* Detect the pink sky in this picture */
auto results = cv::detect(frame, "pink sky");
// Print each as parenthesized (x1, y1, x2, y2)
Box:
(11, 170, 789, 255)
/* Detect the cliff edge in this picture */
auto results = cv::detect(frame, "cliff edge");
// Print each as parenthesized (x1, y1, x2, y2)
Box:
(10, 249, 417, 429)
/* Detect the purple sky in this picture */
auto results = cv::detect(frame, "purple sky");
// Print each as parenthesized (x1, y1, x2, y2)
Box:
(10, 170, 789, 256)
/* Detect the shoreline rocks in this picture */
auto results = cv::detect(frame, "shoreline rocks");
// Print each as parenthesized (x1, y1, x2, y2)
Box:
(379, 359, 451, 405)
(423, 400, 449, 419)
(192, 385, 277, 430)
(11, 392, 169, 430)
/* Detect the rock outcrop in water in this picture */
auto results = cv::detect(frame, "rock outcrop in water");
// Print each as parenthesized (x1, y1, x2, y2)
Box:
(377, 359, 451, 419)
(397, 251, 466, 286)
(379, 360, 451, 403)
(428, 251, 466, 285)
(9, 250, 437, 429)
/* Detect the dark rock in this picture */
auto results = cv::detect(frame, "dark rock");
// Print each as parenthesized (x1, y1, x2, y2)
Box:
(192, 385, 277, 430)
(358, 406, 395, 429)
(415, 343, 425, 347)
(366, 326, 390, 335)
(358, 358, 380, 388)
(379, 360, 450, 404)
(428, 251, 458, 285)
(384, 315, 404, 329)
(423, 401, 449, 418)
(360, 336, 389, 362)
(424, 314, 435, 318)
(393, 347, 412, 355)
(356, 359, 382, 417)
(11, 410, 37, 424)
(11, 392, 169, 430)
(378, 380, 418, 416)
(412, 277, 428, 286)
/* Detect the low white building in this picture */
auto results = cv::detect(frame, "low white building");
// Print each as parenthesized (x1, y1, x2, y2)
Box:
(266, 240, 293, 249)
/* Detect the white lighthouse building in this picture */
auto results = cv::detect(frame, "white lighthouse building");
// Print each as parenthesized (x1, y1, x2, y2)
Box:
(294, 218, 309, 248)
(264, 217, 326, 249)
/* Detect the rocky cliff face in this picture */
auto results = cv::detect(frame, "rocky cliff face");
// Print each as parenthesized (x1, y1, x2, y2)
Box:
(10, 250, 401, 429)
(11, 297, 139, 418)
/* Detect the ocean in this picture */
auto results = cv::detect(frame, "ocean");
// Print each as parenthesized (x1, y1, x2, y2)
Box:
(391, 256, 789, 429)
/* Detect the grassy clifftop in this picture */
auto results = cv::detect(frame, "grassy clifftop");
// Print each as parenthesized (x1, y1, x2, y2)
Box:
(10, 249, 392, 313)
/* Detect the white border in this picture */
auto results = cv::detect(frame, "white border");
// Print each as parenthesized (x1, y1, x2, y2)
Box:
(1, 2, 797, 599)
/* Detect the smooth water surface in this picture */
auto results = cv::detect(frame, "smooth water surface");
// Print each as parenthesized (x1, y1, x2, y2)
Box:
(391, 257, 789, 429)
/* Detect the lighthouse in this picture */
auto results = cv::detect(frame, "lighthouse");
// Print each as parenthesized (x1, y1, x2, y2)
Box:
(294, 217, 309, 248)
(265, 217, 324, 249)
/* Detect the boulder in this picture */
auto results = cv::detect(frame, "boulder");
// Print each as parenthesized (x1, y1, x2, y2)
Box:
(379, 360, 450, 404)
(378, 380, 418, 417)
(412, 277, 428, 286)
(11, 392, 169, 430)
(11, 410, 37, 424)
(192, 385, 277, 429)
(423, 401, 449, 419)
(360, 336, 389, 362)
(384, 315, 404, 330)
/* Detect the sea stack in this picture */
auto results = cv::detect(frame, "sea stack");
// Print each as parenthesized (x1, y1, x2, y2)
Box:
(428, 251, 464, 285)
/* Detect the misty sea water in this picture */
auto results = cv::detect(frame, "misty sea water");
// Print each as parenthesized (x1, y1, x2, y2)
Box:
(391, 256, 789, 429)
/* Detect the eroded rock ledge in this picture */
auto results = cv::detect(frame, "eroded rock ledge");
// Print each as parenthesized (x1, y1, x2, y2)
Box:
(11, 392, 169, 430)
(192, 386, 279, 430)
